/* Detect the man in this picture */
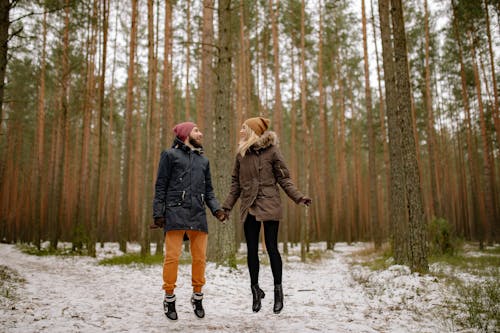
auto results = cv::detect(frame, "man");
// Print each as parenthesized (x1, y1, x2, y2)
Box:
(152, 121, 227, 320)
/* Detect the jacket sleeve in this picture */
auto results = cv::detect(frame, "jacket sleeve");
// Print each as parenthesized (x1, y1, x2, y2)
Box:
(204, 160, 221, 215)
(152, 151, 171, 219)
(222, 156, 241, 211)
(272, 148, 304, 204)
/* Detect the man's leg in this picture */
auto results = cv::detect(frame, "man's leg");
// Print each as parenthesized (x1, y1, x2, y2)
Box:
(163, 230, 184, 294)
(186, 230, 208, 293)
(186, 230, 208, 318)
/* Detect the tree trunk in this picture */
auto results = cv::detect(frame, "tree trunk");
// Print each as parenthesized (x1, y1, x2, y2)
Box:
(270, 0, 282, 136)
(89, 0, 109, 257)
(390, 0, 428, 272)
(452, 1, 487, 248)
(0, 0, 9, 134)
(317, 1, 329, 246)
(32, 9, 47, 250)
(75, 0, 98, 252)
(198, 0, 215, 157)
(362, 0, 380, 249)
(299, 0, 311, 262)
(120, 0, 138, 253)
(470, 31, 495, 244)
(209, 0, 236, 266)
(424, 0, 440, 219)
(484, 0, 500, 153)
(378, 0, 407, 265)
(161, 0, 174, 148)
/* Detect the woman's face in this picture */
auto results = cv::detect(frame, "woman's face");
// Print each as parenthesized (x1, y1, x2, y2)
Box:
(240, 123, 249, 141)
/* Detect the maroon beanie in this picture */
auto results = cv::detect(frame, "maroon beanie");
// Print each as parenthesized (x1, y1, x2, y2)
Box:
(173, 122, 196, 141)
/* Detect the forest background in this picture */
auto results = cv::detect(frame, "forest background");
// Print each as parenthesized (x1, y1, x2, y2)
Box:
(0, 0, 498, 271)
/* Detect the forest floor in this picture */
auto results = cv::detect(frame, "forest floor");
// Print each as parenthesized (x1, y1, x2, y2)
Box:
(0, 241, 498, 333)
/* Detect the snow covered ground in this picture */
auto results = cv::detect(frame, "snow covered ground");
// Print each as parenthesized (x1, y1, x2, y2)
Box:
(0, 242, 481, 332)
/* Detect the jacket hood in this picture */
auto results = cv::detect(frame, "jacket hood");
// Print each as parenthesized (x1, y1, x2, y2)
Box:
(251, 131, 279, 151)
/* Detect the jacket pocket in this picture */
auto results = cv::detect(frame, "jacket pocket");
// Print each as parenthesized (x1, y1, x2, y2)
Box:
(166, 191, 186, 207)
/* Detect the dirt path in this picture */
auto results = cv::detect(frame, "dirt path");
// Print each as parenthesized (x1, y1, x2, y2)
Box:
(0, 243, 450, 332)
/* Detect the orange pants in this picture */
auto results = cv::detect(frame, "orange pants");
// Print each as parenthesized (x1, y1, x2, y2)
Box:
(163, 230, 208, 294)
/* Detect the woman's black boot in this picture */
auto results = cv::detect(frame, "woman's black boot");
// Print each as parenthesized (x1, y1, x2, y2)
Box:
(273, 284, 283, 314)
(251, 284, 265, 312)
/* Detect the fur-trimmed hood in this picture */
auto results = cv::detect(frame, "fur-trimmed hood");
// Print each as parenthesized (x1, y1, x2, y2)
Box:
(251, 131, 279, 151)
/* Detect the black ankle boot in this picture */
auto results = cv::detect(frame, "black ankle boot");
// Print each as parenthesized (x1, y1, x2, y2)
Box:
(251, 284, 265, 312)
(191, 292, 205, 318)
(273, 284, 283, 314)
(163, 294, 178, 320)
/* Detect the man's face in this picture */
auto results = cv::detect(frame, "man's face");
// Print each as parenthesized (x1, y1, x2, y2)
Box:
(189, 127, 203, 148)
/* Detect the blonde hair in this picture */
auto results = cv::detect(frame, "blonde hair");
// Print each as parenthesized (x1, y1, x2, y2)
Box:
(237, 125, 260, 157)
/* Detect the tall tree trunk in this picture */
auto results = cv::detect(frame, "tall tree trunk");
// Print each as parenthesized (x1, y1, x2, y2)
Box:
(452, 1, 487, 248)
(50, 0, 71, 250)
(104, 0, 119, 244)
(270, 0, 282, 136)
(161, 0, 174, 148)
(120, 0, 138, 253)
(209, 0, 236, 266)
(424, 0, 440, 219)
(0, 0, 9, 135)
(317, 1, 329, 247)
(141, 0, 156, 256)
(362, 0, 380, 248)
(484, 0, 500, 151)
(371, 0, 390, 238)
(89, 0, 109, 257)
(378, 0, 407, 265)
(32, 9, 47, 250)
(390, 0, 428, 271)
(470, 31, 495, 244)
(198, 0, 215, 157)
(75, 0, 98, 252)
(299, 0, 311, 262)
(185, 0, 191, 120)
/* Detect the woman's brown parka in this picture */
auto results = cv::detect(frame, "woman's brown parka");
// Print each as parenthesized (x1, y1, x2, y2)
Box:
(222, 131, 304, 223)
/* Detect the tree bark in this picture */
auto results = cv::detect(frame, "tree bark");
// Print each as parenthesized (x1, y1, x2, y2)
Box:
(390, 0, 428, 271)
(209, 0, 236, 266)
(378, 0, 407, 266)
(120, 0, 138, 253)
(362, 0, 381, 248)
(0, 0, 9, 134)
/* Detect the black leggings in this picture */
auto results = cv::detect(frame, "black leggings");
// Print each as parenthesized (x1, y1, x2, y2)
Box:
(244, 214, 282, 286)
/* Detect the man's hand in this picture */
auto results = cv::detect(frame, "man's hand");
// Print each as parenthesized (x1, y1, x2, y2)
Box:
(299, 196, 312, 206)
(215, 209, 229, 223)
(149, 217, 166, 229)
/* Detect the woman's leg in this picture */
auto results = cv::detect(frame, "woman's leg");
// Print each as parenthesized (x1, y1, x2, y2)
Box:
(244, 214, 261, 285)
(263, 220, 282, 285)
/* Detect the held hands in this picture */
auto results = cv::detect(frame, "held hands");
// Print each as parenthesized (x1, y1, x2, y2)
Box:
(299, 196, 312, 207)
(215, 209, 229, 223)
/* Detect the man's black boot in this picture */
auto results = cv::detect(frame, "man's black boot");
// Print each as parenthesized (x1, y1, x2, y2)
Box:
(273, 284, 283, 314)
(251, 284, 265, 312)
(191, 292, 205, 318)
(163, 294, 178, 320)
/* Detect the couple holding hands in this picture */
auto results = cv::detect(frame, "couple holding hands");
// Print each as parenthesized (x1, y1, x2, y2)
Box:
(152, 117, 311, 321)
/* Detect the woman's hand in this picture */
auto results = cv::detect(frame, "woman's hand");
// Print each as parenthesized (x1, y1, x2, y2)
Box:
(299, 197, 312, 206)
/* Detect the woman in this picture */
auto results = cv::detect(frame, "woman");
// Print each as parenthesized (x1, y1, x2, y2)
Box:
(222, 117, 311, 314)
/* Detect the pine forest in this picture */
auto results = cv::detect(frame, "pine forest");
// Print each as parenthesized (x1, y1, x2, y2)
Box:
(0, 0, 499, 273)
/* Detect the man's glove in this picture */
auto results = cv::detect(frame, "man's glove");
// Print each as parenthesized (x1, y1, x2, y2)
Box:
(299, 196, 312, 206)
(215, 209, 229, 222)
(149, 217, 166, 229)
